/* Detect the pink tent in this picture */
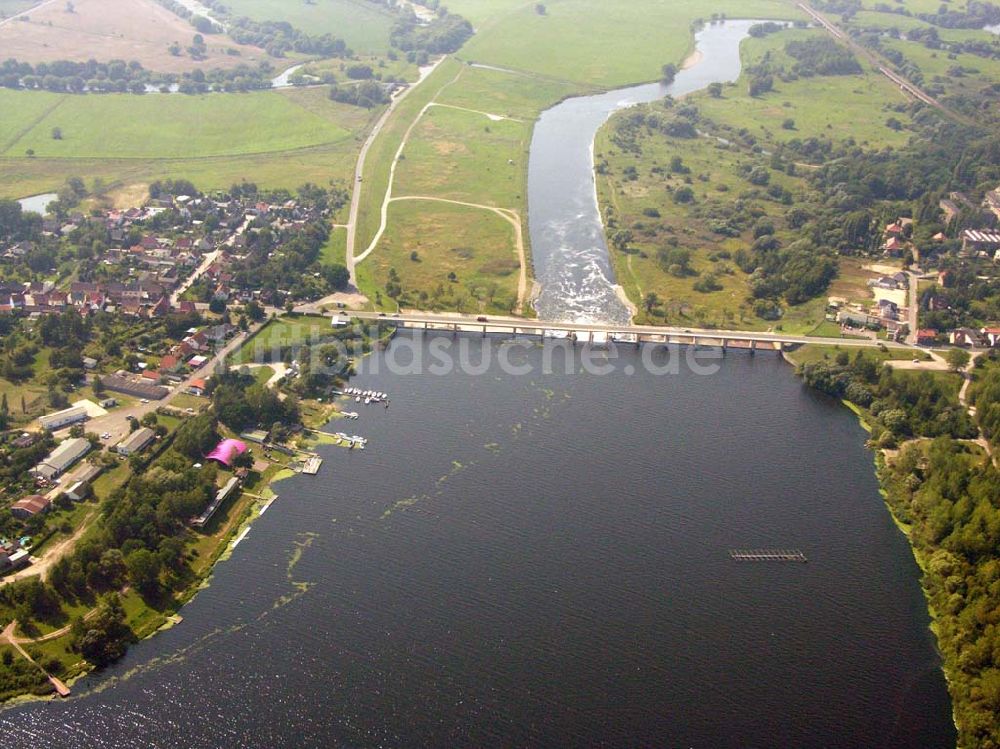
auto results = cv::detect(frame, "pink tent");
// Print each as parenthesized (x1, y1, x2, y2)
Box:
(205, 439, 247, 467)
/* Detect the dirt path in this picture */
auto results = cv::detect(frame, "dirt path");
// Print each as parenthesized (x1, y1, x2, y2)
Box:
(0, 0, 56, 27)
(352, 65, 467, 267)
(345, 57, 447, 286)
(390, 195, 529, 313)
(1, 507, 97, 586)
(351, 64, 534, 312)
(428, 102, 523, 122)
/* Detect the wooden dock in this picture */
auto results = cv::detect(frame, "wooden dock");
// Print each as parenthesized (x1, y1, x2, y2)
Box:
(729, 549, 808, 563)
(302, 456, 323, 475)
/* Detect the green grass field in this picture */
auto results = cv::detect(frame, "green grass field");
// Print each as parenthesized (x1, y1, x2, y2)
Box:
(435, 63, 578, 119)
(354, 57, 465, 254)
(357, 199, 521, 315)
(321, 226, 347, 267)
(697, 29, 912, 149)
(394, 105, 529, 207)
(456, 0, 805, 87)
(220, 0, 395, 54)
(0, 87, 379, 200)
(239, 315, 334, 363)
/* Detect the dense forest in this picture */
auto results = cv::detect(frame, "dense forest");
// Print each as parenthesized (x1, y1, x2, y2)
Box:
(799, 351, 1000, 746)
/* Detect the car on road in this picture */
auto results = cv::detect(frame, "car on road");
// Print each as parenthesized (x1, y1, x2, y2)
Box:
(476, 316, 488, 323)
(185, 408, 195, 413)
(101, 433, 111, 440)
(140, 398, 149, 404)
(378, 312, 386, 317)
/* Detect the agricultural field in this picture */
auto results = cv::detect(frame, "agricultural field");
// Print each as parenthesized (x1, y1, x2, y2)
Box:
(455, 0, 805, 87)
(0, 86, 379, 200)
(594, 25, 912, 331)
(357, 199, 522, 315)
(0, 0, 273, 73)
(220, 0, 395, 54)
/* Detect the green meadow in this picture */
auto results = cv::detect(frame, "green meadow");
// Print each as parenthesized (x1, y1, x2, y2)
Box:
(393, 105, 529, 207)
(353, 57, 465, 255)
(358, 199, 522, 315)
(2, 89, 352, 158)
(456, 0, 804, 87)
(697, 29, 912, 149)
(220, 0, 395, 54)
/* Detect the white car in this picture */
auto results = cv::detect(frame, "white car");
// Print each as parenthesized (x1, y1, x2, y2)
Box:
(140, 398, 149, 404)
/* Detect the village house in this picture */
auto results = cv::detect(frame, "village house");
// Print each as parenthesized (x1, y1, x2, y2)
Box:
(982, 328, 1000, 347)
(950, 328, 984, 347)
(916, 329, 939, 346)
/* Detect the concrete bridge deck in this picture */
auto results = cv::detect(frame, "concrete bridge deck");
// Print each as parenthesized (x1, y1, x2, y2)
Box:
(342, 311, 914, 352)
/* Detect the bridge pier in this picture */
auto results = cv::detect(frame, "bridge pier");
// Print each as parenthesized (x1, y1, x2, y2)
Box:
(749, 340, 757, 356)
(721, 339, 728, 355)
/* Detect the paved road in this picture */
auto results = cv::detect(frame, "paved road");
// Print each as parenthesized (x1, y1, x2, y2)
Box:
(907, 271, 920, 344)
(341, 310, 923, 350)
(84, 322, 265, 447)
(171, 249, 220, 305)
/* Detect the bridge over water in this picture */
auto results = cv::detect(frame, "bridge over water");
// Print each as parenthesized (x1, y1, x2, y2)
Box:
(344, 311, 915, 354)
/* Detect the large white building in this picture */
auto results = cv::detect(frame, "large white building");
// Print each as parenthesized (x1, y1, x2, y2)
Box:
(38, 405, 88, 431)
(32, 437, 91, 481)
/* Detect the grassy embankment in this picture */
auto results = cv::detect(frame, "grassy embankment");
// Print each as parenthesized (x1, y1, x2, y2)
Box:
(594, 26, 912, 331)
(0, 87, 380, 204)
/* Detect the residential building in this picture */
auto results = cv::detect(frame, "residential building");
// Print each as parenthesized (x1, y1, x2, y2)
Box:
(916, 329, 938, 346)
(961, 229, 1000, 255)
(950, 328, 984, 347)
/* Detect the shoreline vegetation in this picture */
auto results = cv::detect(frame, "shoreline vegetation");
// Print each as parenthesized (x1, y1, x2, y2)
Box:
(787, 343, 1000, 748)
(0, 314, 394, 704)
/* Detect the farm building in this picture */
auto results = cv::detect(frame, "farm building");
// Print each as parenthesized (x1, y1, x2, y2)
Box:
(38, 405, 88, 431)
(32, 437, 91, 481)
(10, 494, 51, 520)
(117, 427, 155, 456)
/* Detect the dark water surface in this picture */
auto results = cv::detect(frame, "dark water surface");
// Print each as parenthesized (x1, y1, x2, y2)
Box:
(1, 338, 953, 748)
(528, 20, 760, 324)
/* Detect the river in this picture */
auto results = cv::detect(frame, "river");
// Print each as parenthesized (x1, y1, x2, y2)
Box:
(528, 20, 761, 325)
(0, 19, 956, 749)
